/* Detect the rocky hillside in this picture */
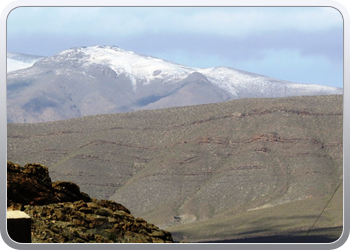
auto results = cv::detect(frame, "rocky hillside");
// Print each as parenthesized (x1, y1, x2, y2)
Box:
(7, 95, 343, 242)
(7, 161, 173, 243)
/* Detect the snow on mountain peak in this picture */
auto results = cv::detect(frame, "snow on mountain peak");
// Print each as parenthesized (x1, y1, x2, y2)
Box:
(7, 52, 45, 73)
(55, 45, 196, 89)
(8, 45, 343, 97)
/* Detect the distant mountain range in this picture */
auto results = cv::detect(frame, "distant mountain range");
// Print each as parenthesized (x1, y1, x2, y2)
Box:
(7, 45, 343, 123)
(7, 52, 45, 73)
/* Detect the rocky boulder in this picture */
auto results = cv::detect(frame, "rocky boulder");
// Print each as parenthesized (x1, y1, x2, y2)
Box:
(7, 161, 173, 243)
(7, 161, 91, 209)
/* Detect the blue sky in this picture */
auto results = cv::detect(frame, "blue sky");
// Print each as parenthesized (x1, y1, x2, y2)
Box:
(6, 6, 344, 88)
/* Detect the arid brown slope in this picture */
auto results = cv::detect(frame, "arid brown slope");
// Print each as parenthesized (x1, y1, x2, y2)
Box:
(7, 95, 343, 241)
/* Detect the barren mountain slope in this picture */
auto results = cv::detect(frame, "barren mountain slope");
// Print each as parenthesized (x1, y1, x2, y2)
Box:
(7, 95, 343, 242)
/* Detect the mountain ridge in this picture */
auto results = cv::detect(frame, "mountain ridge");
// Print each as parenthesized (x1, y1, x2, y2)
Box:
(7, 45, 343, 123)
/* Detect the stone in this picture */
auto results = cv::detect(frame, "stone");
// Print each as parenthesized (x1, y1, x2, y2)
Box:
(7, 161, 174, 243)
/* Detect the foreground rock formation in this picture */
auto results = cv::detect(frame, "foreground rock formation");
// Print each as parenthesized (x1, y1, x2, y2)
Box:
(7, 161, 173, 243)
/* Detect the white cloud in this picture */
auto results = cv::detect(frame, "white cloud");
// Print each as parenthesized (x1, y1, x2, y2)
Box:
(7, 7, 343, 38)
(178, 7, 342, 37)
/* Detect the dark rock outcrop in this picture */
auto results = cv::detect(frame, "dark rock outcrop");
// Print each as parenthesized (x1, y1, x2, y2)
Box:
(7, 161, 173, 243)
(7, 161, 91, 208)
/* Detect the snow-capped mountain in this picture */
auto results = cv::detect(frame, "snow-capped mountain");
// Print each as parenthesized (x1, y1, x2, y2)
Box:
(7, 45, 343, 123)
(7, 52, 45, 73)
(48, 46, 194, 88)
